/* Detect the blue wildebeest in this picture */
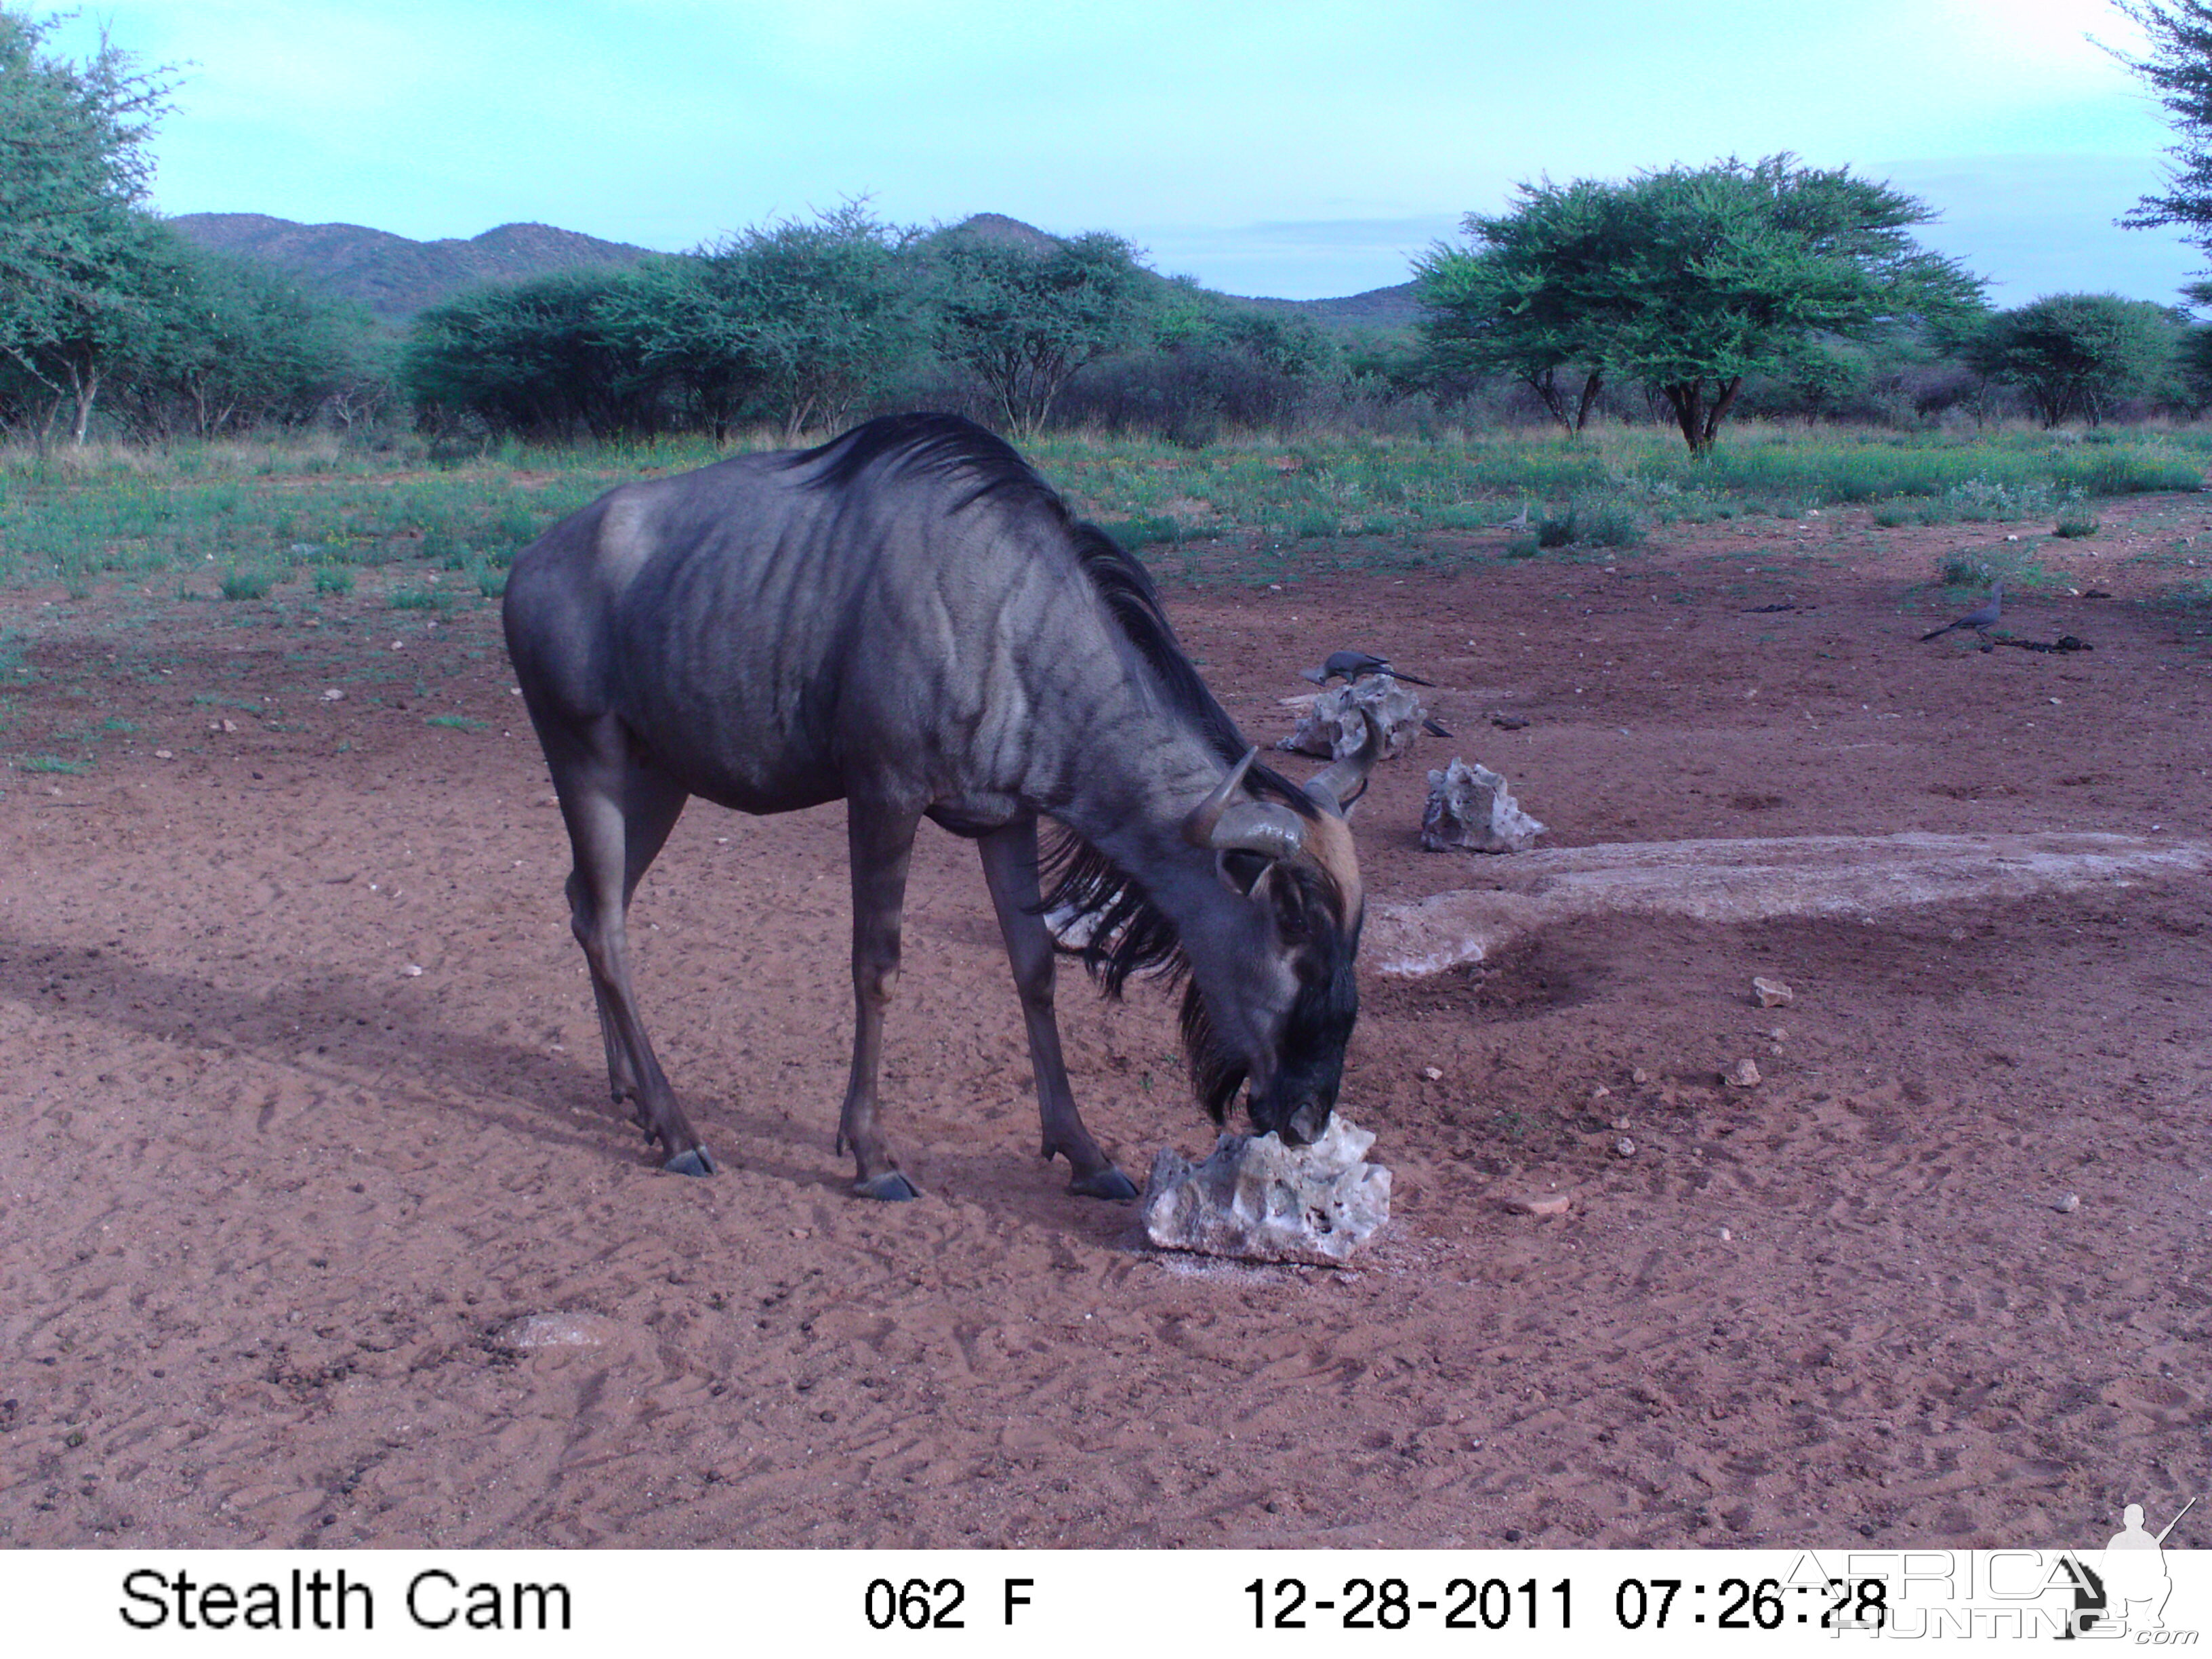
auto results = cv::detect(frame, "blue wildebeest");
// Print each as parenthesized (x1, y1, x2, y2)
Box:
(504, 413, 1379, 1200)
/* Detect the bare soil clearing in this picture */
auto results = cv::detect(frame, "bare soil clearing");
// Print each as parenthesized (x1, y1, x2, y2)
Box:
(1, 497, 2207, 1549)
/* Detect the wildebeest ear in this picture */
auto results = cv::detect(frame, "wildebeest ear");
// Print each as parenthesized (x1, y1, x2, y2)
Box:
(1215, 849, 1273, 898)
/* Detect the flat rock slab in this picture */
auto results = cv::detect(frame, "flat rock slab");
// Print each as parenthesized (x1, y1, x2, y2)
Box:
(1141, 1115, 1391, 1267)
(1367, 831, 2212, 979)
(495, 1312, 626, 1351)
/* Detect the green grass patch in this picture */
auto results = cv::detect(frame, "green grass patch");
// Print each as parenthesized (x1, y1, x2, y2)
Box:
(220, 569, 274, 601)
(2158, 578, 2212, 612)
(424, 714, 487, 731)
(1935, 545, 2056, 592)
(389, 588, 455, 612)
(21, 755, 88, 773)
(1, 424, 2207, 594)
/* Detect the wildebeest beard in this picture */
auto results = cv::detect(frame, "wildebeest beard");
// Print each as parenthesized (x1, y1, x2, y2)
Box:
(1040, 822, 1359, 1130)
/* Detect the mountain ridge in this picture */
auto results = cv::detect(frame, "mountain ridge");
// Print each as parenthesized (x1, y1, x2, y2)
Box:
(168, 211, 1420, 331)
(168, 214, 658, 322)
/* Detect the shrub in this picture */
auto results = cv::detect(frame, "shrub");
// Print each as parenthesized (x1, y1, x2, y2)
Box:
(2053, 507, 2101, 537)
(314, 567, 354, 595)
(1534, 496, 1644, 549)
(1577, 497, 1647, 548)
(220, 569, 273, 600)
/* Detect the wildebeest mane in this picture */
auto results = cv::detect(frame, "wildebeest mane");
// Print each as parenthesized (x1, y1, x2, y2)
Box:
(787, 409, 1048, 518)
(799, 413, 1337, 1106)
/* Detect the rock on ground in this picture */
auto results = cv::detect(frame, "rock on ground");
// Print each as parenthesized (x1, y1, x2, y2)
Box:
(1141, 1115, 1391, 1267)
(1279, 677, 1426, 760)
(1421, 757, 1547, 853)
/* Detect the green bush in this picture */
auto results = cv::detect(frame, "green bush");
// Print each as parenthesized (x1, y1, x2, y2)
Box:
(314, 567, 354, 595)
(1577, 497, 1647, 548)
(2053, 507, 2101, 538)
(1534, 496, 1643, 549)
(220, 569, 274, 600)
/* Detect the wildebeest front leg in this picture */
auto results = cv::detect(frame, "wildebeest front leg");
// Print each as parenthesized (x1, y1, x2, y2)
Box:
(977, 818, 1138, 1200)
(839, 800, 923, 1201)
(550, 723, 716, 1176)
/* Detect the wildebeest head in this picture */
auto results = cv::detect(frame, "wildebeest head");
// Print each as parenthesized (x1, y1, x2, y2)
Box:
(1175, 708, 1380, 1146)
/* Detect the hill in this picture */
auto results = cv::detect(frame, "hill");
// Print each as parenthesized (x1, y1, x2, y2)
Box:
(1238, 281, 1422, 335)
(922, 215, 1422, 334)
(170, 211, 1423, 334)
(166, 214, 658, 322)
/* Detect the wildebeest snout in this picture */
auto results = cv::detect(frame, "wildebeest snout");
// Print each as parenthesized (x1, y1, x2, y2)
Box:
(1251, 1087, 1334, 1147)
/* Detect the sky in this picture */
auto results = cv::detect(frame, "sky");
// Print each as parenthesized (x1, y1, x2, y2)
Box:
(37, 0, 2212, 307)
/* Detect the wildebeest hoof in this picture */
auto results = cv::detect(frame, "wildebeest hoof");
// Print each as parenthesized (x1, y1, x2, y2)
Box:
(1070, 1166, 1139, 1201)
(663, 1146, 718, 1177)
(854, 1170, 920, 1202)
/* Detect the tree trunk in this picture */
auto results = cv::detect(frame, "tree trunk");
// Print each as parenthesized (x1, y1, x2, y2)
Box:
(1660, 382, 1706, 453)
(1701, 375, 1744, 447)
(1662, 375, 1743, 455)
(69, 365, 102, 447)
(1523, 368, 1572, 434)
(1573, 371, 1604, 434)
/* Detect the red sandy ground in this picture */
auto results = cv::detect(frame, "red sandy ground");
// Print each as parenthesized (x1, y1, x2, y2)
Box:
(1, 492, 2207, 1549)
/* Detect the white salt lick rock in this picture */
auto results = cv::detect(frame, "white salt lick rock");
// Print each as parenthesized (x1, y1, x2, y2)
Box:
(1141, 1114, 1391, 1267)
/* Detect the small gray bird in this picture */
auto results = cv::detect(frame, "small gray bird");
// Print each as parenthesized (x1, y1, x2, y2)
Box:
(1301, 649, 1436, 687)
(1919, 581, 2003, 642)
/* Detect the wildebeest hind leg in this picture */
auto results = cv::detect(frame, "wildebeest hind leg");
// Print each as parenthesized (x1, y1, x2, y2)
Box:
(978, 817, 1137, 1200)
(550, 723, 715, 1176)
(838, 800, 922, 1200)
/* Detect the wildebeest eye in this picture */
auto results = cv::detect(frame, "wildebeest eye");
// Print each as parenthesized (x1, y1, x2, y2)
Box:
(1271, 879, 1318, 944)
(1216, 849, 1271, 897)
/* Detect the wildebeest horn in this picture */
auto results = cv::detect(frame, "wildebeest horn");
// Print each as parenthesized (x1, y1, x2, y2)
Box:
(1182, 746, 1308, 860)
(1305, 705, 1385, 813)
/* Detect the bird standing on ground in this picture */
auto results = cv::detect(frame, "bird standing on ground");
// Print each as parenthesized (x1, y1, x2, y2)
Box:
(1919, 581, 2003, 642)
(1301, 649, 1436, 687)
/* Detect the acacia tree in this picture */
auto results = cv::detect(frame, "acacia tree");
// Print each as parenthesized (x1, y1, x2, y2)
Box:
(1414, 178, 1614, 435)
(1418, 157, 1985, 453)
(927, 230, 1151, 435)
(642, 205, 920, 441)
(0, 6, 176, 443)
(2114, 2, 2212, 266)
(405, 270, 667, 438)
(102, 237, 364, 437)
(1965, 293, 2185, 426)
